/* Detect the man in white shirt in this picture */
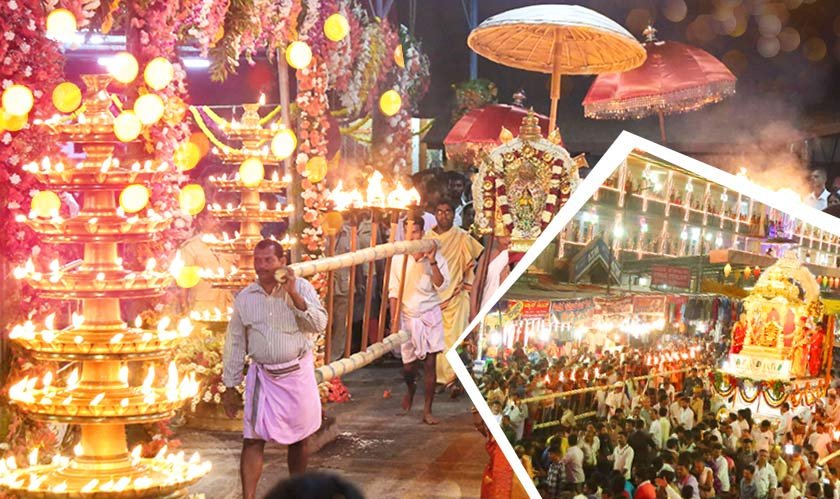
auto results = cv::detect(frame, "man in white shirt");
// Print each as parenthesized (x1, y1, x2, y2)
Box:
(826, 392, 840, 425)
(806, 168, 830, 210)
(777, 402, 793, 440)
(754, 449, 779, 499)
(612, 432, 634, 480)
(773, 476, 800, 499)
(807, 421, 832, 459)
(564, 433, 585, 491)
(389, 216, 450, 425)
(605, 382, 629, 419)
(650, 407, 671, 449)
(677, 397, 695, 431)
(712, 443, 730, 495)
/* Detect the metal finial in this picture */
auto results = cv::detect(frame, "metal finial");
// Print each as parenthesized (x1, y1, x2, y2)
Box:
(643, 25, 657, 43)
(512, 89, 527, 107)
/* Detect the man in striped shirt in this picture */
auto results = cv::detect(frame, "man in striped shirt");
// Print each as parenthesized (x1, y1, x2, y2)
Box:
(222, 240, 328, 499)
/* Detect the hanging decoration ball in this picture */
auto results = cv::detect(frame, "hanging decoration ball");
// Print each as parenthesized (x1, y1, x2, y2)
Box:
(189, 131, 211, 158)
(305, 156, 328, 183)
(723, 263, 732, 278)
(174, 141, 201, 171)
(285, 41, 313, 69)
(31, 191, 62, 218)
(175, 266, 201, 288)
(119, 184, 150, 214)
(322, 212, 344, 234)
(239, 158, 265, 187)
(179, 184, 206, 216)
(743, 266, 751, 278)
(108, 51, 140, 84)
(143, 57, 175, 91)
(394, 44, 405, 68)
(324, 13, 350, 41)
(46, 8, 77, 41)
(2, 84, 35, 117)
(0, 109, 28, 132)
(51, 82, 82, 113)
(379, 90, 402, 117)
(113, 111, 143, 142)
(753, 266, 761, 278)
(270, 128, 297, 160)
(134, 93, 165, 125)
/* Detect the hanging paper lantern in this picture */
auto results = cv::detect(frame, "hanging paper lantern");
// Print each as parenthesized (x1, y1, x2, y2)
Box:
(174, 141, 201, 171)
(143, 57, 175, 91)
(31, 191, 62, 218)
(394, 44, 405, 68)
(119, 184, 150, 214)
(2, 84, 34, 117)
(270, 128, 297, 160)
(306, 156, 328, 183)
(46, 8, 77, 41)
(239, 158, 265, 187)
(753, 266, 761, 278)
(324, 13, 350, 41)
(0, 109, 27, 132)
(189, 132, 211, 158)
(108, 52, 139, 84)
(743, 266, 751, 278)
(321, 212, 344, 234)
(179, 184, 206, 216)
(134, 93, 165, 125)
(723, 263, 732, 278)
(175, 266, 201, 288)
(285, 41, 312, 69)
(52, 82, 82, 113)
(113, 111, 143, 142)
(379, 90, 402, 117)
(823, 276, 830, 288)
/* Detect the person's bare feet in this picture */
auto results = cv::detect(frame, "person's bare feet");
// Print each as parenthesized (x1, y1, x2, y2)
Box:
(396, 392, 413, 415)
(422, 414, 440, 425)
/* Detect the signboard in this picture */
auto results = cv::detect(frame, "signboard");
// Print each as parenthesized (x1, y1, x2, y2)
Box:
(650, 265, 692, 289)
(632, 295, 667, 315)
(570, 237, 621, 284)
(594, 296, 633, 316)
(551, 298, 595, 323)
(725, 354, 791, 381)
(505, 300, 550, 320)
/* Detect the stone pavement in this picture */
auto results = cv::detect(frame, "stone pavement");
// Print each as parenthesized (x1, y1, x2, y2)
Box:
(182, 358, 485, 499)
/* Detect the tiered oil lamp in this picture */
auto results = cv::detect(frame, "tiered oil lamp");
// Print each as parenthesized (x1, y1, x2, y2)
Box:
(197, 95, 295, 320)
(1, 74, 210, 497)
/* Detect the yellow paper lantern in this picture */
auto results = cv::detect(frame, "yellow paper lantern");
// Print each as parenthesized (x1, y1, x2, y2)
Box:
(239, 158, 265, 187)
(285, 41, 312, 69)
(0, 109, 28, 132)
(108, 52, 139, 84)
(723, 263, 732, 278)
(179, 184, 206, 216)
(379, 90, 402, 117)
(189, 132, 210, 158)
(119, 184, 150, 214)
(321, 211, 344, 234)
(113, 111, 142, 142)
(175, 266, 201, 288)
(134, 93, 165, 125)
(2, 84, 34, 117)
(143, 57, 175, 91)
(52, 82, 82, 113)
(306, 156, 328, 183)
(394, 44, 405, 68)
(324, 13, 350, 41)
(174, 141, 201, 171)
(46, 8, 77, 41)
(31, 191, 62, 218)
(270, 128, 297, 160)
(743, 266, 751, 278)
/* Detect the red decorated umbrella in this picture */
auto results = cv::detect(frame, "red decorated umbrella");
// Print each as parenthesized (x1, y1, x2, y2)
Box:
(444, 103, 554, 161)
(583, 26, 736, 144)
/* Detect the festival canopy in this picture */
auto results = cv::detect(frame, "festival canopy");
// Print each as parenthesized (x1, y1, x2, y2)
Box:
(583, 26, 737, 144)
(443, 103, 552, 162)
(467, 4, 646, 133)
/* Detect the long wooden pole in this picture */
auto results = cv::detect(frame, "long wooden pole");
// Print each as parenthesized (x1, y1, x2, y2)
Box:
(276, 47, 300, 263)
(658, 110, 667, 145)
(344, 216, 359, 358)
(378, 210, 399, 338)
(323, 232, 337, 363)
(473, 233, 496, 319)
(548, 29, 562, 134)
(361, 210, 379, 350)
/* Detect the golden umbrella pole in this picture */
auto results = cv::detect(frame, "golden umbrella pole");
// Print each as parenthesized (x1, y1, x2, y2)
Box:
(392, 220, 414, 333)
(549, 28, 563, 134)
(323, 230, 337, 363)
(378, 209, 399, 339)
(361, 209, 379, 350)
(658, 109, 667, 144)
(344, 214, 359, 358)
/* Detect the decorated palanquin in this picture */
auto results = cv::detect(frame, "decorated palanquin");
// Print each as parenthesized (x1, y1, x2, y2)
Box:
(472, 110, 580, 253)
(715, 253, 834, 414)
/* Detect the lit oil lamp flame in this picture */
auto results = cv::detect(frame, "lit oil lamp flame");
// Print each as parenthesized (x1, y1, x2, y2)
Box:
(145, 258, 157, 272)
(258, 93, 266, 106)
(119, 365, 128, 384)
(28, 448, 38, 467)
(73, 443, 83, 456)
(90, 392, 106, 406)
(134, 316, 143, 329)
(66, 368, 79, 391)
(44, 313, 55, 331)
(131, 445, 143, 460)
(42, 371, 53, 388)
(82, 479, 99, 493)
(366, 170, 386, 208)
(142, 366, 155, 392)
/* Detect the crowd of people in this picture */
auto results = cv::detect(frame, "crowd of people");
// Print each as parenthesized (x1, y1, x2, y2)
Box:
(476, 335, 840, 499)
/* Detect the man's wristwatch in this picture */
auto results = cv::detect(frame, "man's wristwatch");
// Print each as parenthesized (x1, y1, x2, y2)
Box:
(429, 260, 438, 266)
